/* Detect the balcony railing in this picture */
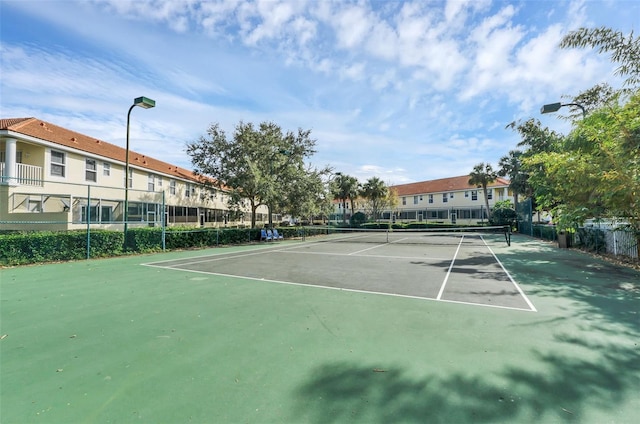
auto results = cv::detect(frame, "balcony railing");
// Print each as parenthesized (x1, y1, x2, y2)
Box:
(0, 162, 44, 186)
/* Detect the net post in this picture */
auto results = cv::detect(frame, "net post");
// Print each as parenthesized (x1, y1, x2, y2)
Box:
(505, 225, 511, 246)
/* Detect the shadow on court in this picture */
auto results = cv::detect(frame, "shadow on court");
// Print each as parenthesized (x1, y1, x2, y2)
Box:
(292, 235, 640, 423)
(294, 339, 639, 423)
(2, 235, 638, 423)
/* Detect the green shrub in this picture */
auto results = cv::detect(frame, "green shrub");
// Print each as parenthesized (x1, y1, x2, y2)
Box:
(350, 212, 367, 227)
(490, 206, 517, 227)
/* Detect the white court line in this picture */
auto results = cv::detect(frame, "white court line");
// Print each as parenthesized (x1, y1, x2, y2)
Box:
(141, 263, 536, 312)
(348, 243, 389, 255)
(143, 243, 284, 266)
(434, 235, 537, 312)
(485, 241, 538, 312)
(436, 235, 465, 300)
(145, 248, 288, 268)
(143, 236, 536, 312)
(282, 249, 450, 261)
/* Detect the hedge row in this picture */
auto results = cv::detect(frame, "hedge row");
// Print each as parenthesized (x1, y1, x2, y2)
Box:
(0, 230, 124, 266)
(0, 227, 302, 267)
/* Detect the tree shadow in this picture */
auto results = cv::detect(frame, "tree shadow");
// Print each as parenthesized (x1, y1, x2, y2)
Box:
(500, 237, 640, 329)
(293, 338, 639, 423)
(293, 237, 640, 423)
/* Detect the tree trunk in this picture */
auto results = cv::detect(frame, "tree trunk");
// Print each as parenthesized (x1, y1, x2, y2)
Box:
(483, 185, 492, 221)
(251, 202, 258, 228)
(342, 198, 347, 223)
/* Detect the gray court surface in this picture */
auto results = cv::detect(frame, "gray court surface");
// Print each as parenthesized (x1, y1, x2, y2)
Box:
(144, 236, 536, 312)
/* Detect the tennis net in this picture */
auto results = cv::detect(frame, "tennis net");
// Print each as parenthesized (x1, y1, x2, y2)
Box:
(308, 226, 511, 246)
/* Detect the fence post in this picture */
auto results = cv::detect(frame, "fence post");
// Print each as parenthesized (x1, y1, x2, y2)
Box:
(161, 191, 166, 251)
(86, 184, 91, 259)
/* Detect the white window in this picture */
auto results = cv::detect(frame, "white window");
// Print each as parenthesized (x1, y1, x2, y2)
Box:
(428, 194, 433, 204)
(471, 190, 478, 201)
(465, 191, 469, 198)
(103, 162, 111, 176)
(148, 174, 155, 191)
(157, 176, 163, 188)
(402, 197, 406, 205)
(170, 179, 176, 195)
(51, 150, 65, 177)
(86, 159, 97, 182)
(413, 196, 419, 205)
(185, 183, 191, 197)
(487, 189, 493, 200)
(127, 169, 133, 188)
(101, 206, 113, 222)
(442, 193, 448, 203)
(81, 205, 98, 223)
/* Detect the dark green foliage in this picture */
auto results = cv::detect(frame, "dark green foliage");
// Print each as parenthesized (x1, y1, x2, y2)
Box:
(490, 207, 517, 227)
(531, 224, 558, 241)
(350, 212, 367, 227)
(0, 230, 123, 266)
(575, 228, 607, 253)
(361, 222, 471, 230)
(0, 227, 298, 267)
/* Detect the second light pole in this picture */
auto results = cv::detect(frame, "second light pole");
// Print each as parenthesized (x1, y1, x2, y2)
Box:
(124, 96, 155, 248)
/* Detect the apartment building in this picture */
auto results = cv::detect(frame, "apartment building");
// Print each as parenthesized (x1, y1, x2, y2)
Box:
(328, 176, 513, 226)
(389, 176, 514, 225)
(0, 118, 267, 231)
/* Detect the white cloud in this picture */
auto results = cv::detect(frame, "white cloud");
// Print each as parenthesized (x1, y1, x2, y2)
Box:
(3, 0, 638, 185)
(333, 4, 374, 50)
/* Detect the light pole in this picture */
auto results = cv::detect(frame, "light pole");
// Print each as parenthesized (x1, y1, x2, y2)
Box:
(124, 96, 155, 248)
(541, 102, 586, 119)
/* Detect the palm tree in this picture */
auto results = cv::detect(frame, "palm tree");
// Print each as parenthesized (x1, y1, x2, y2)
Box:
(360, 177, 388, 222)
(468, 163, 497, 221)
(497, 150, 531, 213)
(332, 173, 360, 224)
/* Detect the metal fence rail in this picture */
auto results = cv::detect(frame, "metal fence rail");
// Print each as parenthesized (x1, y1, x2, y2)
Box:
(575, 226, 638, 260)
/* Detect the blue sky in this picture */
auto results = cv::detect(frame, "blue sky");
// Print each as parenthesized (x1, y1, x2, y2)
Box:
(1, 0, 638, 184)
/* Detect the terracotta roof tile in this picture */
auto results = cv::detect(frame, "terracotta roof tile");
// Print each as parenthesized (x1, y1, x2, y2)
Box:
(391, 175, 510, 196)
(2, 117, 205, 183)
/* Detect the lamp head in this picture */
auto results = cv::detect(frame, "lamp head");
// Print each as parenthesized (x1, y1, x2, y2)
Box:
(133, 96, 156, 109)
(540, 102, 561, 114)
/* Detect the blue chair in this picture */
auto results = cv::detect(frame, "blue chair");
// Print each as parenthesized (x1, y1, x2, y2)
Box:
(267, 229, 275, 241)
(272, 229, 284, 240)
(260, 229, 272, 242)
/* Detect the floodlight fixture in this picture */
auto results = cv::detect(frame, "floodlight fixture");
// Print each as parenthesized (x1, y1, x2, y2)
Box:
(541, 102, 586, 119)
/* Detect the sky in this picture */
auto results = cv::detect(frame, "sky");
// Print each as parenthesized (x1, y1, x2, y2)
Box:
(1, 0, 638, 185)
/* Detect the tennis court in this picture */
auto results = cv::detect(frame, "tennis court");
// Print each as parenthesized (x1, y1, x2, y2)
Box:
(144, 226, 536, 312)
(1, 232, 639, 423)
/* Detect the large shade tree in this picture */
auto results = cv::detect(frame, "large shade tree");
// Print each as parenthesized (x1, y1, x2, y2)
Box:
(280, 165, 330, 224)
(506, 27, 639, 233)
(186, 121, 321, 228)
(521, 92, 640, 230)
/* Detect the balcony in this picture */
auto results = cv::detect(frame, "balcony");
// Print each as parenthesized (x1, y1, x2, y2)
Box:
(0, 162, 44, 186)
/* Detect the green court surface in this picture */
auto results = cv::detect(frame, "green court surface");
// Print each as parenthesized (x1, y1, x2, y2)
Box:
(1, 234, 639, 423)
